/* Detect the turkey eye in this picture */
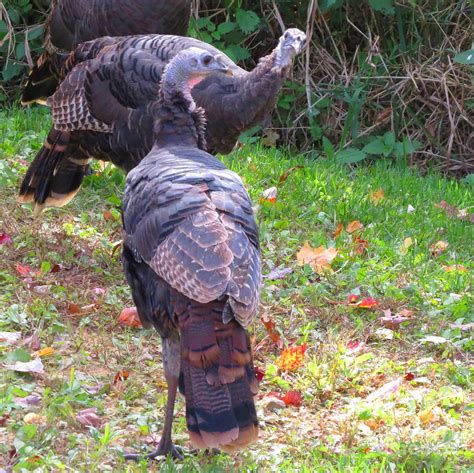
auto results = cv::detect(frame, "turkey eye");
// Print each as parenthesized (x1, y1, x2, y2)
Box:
(284, 33, 289, 39)
(203, 55, 213, 65)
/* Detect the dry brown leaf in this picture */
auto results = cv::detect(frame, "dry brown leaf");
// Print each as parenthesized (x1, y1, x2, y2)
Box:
(346, 220, 364, 234)
(369, 188, 384, 205)
(118, 307, 142, 328)
(23, 413, 44, 425)
(334, 223, 343, 239)
(296, 243, 338, 274)
(278, 166, 304, 185)
(430, 241, 449, 257)
(262, 129, 280, 147)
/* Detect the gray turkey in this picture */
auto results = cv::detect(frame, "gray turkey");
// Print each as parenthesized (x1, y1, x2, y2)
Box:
(18, 29, 306, 214)
(121, 47, 261, 458)
(21, 0, 191, 104)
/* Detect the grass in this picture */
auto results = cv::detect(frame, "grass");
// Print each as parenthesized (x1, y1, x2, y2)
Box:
(0, 107, 473, 472)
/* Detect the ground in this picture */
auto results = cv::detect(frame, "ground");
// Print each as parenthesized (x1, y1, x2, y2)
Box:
(0, 107, 472, 472)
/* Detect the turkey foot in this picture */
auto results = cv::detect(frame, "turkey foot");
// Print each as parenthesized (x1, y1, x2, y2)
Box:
(124, 440, 184, 461)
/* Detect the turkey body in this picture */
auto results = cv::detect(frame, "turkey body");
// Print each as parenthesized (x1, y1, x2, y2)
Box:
(19, 29, 306, 214)
(121, 47, 261, 452)
(22, 0, 191, 104)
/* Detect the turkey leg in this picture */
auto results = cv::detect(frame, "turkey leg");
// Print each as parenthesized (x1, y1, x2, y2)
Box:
(124, 335, 183, 461)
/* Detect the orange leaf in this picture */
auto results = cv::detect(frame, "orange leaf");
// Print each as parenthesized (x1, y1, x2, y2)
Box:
(334, 223, 343, 238)
(366, 419, 384, 431)
(114, 370, 130, 385)
(346, 220, 364, 234)
(442, 264, 467, 273)
(282, 390, 302, 406)
(67, 302, 82, 315)
(260, 186, 277, 204)
(419, 408, 435, 425)
(32, 347, 54, 358)
(296, 243, 338, 274)
(369, 188, 384, 205)
(276, 344, 307, 371)
(352, 237, 369, 255)
(261, 313, 280, 344)
(430, 241, 448, 257)
(103, 210, 115, 221)
(278, 166, 304, 185)
(118, 307, 142, 328)
(358, 297, 378, 309)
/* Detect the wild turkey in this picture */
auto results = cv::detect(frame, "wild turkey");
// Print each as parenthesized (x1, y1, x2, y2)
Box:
(21, 0, 191, 104)
(18, 29, 306, 214)
(121, 47, 261, 458)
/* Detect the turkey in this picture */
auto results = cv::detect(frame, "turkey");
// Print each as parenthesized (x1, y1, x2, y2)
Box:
(121, 47, 261, 458)
(18, 29, 306, 214)
(21, 0, 191, 105)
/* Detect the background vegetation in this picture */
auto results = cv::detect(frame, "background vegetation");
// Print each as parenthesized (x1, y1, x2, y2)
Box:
(1, 0, 472, 173)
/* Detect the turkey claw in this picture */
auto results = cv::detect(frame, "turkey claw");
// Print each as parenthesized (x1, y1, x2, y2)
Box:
(124, 443, 184, 461)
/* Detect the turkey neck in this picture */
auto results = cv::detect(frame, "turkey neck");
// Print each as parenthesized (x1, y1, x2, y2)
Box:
(151, 63, 207, 151)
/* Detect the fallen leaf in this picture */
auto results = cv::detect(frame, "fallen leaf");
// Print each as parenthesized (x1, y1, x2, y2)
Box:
(76, 407, 101, 428)
(16, 263, 33, 277)
(0, 332, 22, 345)
(334, 223, 343, 238)
(375, 327, 393, 340)
(261, 395, 286, 410)
(346, 220, 364, 234)
(23, 413, 44, 425)
(400, 237, 413, 255)
(111, 240, 123, 258)
(366, 377, 403, 402)
(442, 264, 467, 273)
(296, 243, 338, 274)
(282, 391, 302, 407)
(369, 188, 384, 205)
(419, 408, 435, 425)
(118, 307, 142, 328)
(103, 210, 115, 221)
(0, 414, 10, 426)
(0, 232, 13, 245)
(67, 303, 82, 315)
(51, 263, 63, 273)
(260, 186, 277, 204)
(347, 294, 359, 304)
(430, 241, 448, 257)
(6, 358, 44, 374)
(352, 237, 369, 256)
(278, 166, 304, 184)
(379, 308, 412, 329)
(407, 204, 415, 213)
(263, 267, 293, 281)
(448, 322, 473, 331)
(22, 333, 41, 351)
(276, 344, 307, 371)
(434, 200, 458, 218)
(261, 313, 281, 344)
(346, 340, 365, 354)
(15, 394, 41, 407)
(262, 129, 280, 147)
(32, 347, 54, 358)
(254, 367, 265, 381)
(365, 419, 385, 431)
(113, 370, 130, 385)
(83, 383, 104, 395)
(358, 297, 378, 309)
(404, 372, 415, 381)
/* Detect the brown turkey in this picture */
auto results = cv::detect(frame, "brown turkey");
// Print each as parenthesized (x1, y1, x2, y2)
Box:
(21, 0, 191, 104)
(121, 47, 261, 458)
(18, 29, 306, 214)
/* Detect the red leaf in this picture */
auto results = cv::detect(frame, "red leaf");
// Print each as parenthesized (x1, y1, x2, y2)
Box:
(254, 367, 265, 381)
(16, 263, 33, 276)
(0, 232, 13, 245)
(358, 297, 378, 309)
(346, 340, 365, 354)
(347, 294, 359, 304)
(118, 307, 142, 328)
(282, 390, 302, 407)
(404, 372, 415, 381)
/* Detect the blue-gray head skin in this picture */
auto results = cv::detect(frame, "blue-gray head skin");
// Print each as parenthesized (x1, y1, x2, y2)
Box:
(274, 28, 307, 70)
(161, 47, 231, 110)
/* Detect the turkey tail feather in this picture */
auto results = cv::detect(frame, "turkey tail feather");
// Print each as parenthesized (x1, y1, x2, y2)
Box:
(179, 303, 258, 452)
(18, 129, 88, 214)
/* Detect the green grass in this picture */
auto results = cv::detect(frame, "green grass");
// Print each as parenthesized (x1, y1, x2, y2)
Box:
(0, 107, 473, 472)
